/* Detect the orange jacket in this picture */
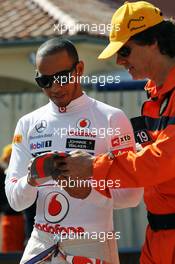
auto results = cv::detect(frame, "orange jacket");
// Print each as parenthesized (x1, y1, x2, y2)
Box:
(93, 66, 175, 214)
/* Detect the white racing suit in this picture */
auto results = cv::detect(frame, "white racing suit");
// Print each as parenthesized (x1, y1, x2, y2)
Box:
(5, 93, 143, 264)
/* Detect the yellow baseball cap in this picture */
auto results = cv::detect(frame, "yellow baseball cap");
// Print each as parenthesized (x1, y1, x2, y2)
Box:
(98, 1, 164, 59)
(0, 144, 12, 162)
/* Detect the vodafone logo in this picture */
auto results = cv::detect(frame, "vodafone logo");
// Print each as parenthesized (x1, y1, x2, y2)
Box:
(44, 192, 69, 223)
(66, 255, 108, 264)
(77, 118, 90, 129)
(58, 107, 67, 113)
(71, 256, 93, 264)
(67, 256, 94, 264)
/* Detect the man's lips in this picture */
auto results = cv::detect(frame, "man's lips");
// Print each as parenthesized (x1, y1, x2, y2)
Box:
(52, 94, 66, 99)
(127, 66, 135, 74)
(126, 65, 133, 70)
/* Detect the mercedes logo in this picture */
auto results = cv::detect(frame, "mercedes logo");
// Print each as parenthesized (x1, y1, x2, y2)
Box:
(35, 120, 47, 133)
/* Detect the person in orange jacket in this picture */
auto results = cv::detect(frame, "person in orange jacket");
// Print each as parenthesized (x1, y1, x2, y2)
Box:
(56, 1, 175, 263)
(0, 144, 25, 252)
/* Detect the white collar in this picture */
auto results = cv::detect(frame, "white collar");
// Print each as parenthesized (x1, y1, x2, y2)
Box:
(48, 92, 92, 114)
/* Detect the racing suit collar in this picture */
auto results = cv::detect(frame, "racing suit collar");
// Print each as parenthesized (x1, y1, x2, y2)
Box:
(49, 92, 91, 114)
(145, 66, 175, 100)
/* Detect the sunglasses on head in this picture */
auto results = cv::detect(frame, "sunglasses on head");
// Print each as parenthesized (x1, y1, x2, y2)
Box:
(117, 46, 131, 58)
(35, 62, 78, 89)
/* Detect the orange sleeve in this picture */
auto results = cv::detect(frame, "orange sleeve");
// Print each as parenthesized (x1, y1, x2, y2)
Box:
(93, 125, 175, 189)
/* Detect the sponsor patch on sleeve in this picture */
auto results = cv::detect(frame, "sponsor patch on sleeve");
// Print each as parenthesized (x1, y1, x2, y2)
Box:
(10, 177, 18, 183)
(111, 134, 131, 147)
(112, 146, 134, 156)
(13, 134, 22, 144)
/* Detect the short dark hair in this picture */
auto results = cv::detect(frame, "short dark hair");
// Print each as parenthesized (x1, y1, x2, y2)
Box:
(36, 38, 79, 63)
(130, 20, 175, 58)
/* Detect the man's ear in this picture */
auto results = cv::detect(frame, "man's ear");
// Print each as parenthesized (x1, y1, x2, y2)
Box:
(42, 88, 47, 96)
(150, 40, 158, 50)
(76, 61, 84, 76)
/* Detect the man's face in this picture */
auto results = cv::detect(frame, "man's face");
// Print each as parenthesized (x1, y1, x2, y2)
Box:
(116, 40, 154, 80)
(36, 50, 83, 107)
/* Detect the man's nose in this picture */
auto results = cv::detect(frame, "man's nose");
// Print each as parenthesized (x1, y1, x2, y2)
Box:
(116, 54, 127, 66)
(50, 79, 63, 91)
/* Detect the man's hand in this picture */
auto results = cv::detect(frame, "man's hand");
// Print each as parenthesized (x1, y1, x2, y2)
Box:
(27, 159, 38, 186)
(27, 150, 94, 199)
(54, 150, 94, 199)
(55, 150, 94, 181)
(27, 152, 67, 186)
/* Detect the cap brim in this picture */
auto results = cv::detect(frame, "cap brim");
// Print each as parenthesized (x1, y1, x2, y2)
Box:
(98, 39, 128, 59)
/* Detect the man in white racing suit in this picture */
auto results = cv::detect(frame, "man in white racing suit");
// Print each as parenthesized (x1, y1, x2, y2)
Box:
(5, 38, 143, 264)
